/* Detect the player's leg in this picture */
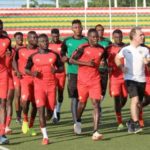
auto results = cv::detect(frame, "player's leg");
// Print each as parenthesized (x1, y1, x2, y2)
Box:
(139, 83, 150, 127)
(91, 99, 103, 141)
(28, 83, 37, 136)
(5, 87, 14, 134)
(110, 82, 124, 130)
(13, 76, 22, 123)
(67, 74, 78, 123)
(53, 74, 66, 123)
(90, 82, 103, 140)
(38, 106, 49, 145)
(137, 82, 146, 128)
(73, 83, 88, 135)
(0, 72, 9, 144)
(126, 80, 144, 133)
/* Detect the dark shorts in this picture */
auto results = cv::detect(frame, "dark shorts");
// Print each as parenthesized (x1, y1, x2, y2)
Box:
(67, 73, 78, 98)
(125, 80, 146, 102)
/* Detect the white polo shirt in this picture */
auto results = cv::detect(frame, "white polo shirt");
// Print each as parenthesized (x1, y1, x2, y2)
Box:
(118, 44, 150, 82)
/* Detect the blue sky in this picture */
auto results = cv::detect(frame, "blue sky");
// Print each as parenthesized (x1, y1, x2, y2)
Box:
(0, 0, 55, 8)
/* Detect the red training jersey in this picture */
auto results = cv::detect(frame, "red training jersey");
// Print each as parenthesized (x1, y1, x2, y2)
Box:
(74, 43, 104, 84)
(107, 43, 125, 82)
(0, 36, 11, 72)
(17, 47, 38, 75)
(29, 50, 63, 85)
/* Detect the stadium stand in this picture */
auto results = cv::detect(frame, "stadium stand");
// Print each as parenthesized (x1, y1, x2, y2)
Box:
(0, 7, 150, 44)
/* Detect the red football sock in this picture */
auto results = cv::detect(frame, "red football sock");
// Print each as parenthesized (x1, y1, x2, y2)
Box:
(139, 110, 143, 121)
(116, 112, 122, 124)
(23, 114, 28, 122)
(6, 116, 12, 127)
(0, 124, 5, 135)
(29, 117, 35, 128)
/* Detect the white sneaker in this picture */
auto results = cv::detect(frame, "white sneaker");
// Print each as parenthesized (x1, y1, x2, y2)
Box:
(5, 127, 12, 135)
(74, 122, 81, 135)
(92, 131, 103, 141)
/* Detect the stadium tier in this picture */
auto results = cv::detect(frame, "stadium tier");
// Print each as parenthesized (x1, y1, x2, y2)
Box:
(0, 7, 150, 44)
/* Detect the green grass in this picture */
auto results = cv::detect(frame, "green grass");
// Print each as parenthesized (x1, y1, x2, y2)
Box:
(3, 88, 150, 150)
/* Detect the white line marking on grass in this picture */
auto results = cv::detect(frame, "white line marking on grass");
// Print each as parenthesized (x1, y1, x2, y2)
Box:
(0, 146, 9, 150)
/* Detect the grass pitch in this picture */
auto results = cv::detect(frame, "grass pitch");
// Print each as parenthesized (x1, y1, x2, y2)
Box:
(4, 89, 150, 150)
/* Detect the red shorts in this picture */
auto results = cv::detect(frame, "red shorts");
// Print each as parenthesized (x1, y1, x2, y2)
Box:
(12, 71, 21, 89)
(34, 82, 56, 110)
(0, 70, 8, 99)
(55, 72, 66, 90)
(145, 82, 150, 96)
(109, 80, 127, 97)
(20, 76, 35, 103)
(78, 80, 102, 103)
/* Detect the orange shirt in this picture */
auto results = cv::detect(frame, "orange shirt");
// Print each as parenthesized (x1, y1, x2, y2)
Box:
(18, 47, 38, 75)
(0, 37, 11, 72)
(107, 43, 125, 82)
(74, 43, 104, 84)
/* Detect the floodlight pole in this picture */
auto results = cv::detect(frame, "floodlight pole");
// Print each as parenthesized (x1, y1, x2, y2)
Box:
(135, 0, 138, 26)
(56, 0, 59, 8)
(84, 0, 88, 36)
(143, 0, 146, 7)
(109, 0, 112, 40)
(114, 0, 117, 7)
(27, 0, 30, 8)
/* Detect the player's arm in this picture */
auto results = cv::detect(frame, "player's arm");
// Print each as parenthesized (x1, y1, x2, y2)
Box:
(5, 38, 12, 56)
(12, 50, 22, 78)
(69, 47, 95, 67)
(99, 46, 108, 67)
(60, 40, 69, 63)
(143, 48, 150, 65)
(115, 50, 127, 73)
(25, 56, 39, 77)
(51, 54, 64, 74)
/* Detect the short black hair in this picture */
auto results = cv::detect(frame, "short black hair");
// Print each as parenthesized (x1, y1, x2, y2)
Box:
(88, 28, 98, 36)
(38, 33, 48, 40)
(14, 32, 23, 38)
(28, 31, 37, 35)
(27, 31, 37, 39)
(95, 24, 104, 30)
(72, 19, 82, 25)
(51, 28, 59, 34)
(0, 19, 3, 25)
(112, 29, 123, 35)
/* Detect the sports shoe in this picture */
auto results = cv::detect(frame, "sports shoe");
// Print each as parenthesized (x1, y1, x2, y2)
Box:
(29, 128, 37, 136)
(92, 131, 103, 141)
(126, 120, 135, 133)
(117, 123, 125, 131)
(74, 122, 81, 135)
(16, 118, 22, 124)
(42, 138, 49, 145)
(0, 135, 9, 145)
(22, 121, 29, 134)
(134, 122, 143, 134)
(5, 127, 12, 135)
(52, 117, 58, 124)
(139, 119, 144, 128)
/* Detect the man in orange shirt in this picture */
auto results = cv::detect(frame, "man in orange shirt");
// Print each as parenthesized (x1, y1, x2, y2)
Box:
(49, 28, 66, 123)
(0, 20, 11, 144)
(70, 28, 104, 141)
